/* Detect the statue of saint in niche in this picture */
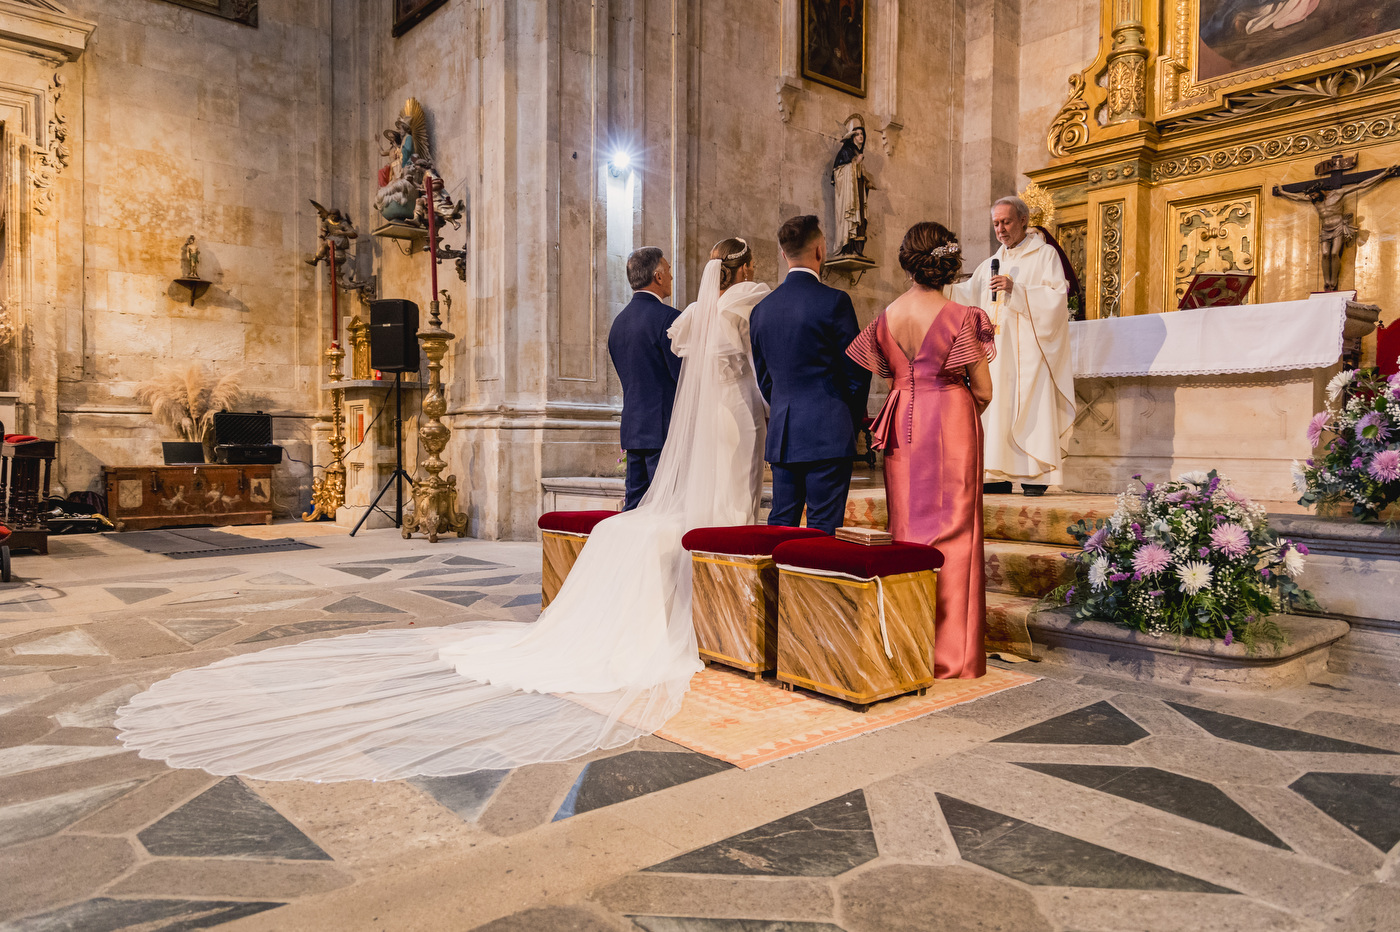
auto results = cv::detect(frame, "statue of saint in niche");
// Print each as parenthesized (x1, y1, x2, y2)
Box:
(832, 115, 874, 258)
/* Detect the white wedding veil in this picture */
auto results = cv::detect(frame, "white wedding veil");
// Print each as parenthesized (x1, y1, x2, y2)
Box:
(115, 259, 764, 782)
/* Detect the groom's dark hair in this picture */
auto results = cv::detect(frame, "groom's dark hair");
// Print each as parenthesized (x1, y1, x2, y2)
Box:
(778, 215, 822, 258)
(627, 247, 666, 290)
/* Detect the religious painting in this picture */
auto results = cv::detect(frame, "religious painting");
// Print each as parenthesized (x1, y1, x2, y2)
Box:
(393, 0, 448, 38)
(1197, 0, 1400, 80)
(158, 0, 256, 27)
(802, 0, 867, 98)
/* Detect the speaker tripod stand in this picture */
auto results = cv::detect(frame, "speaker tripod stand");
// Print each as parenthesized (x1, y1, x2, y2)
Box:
(349, 372, 413, 536)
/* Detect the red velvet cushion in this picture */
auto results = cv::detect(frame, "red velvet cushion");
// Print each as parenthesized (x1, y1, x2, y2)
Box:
(771, 536, 944, 577)
(681, 525, 828, 556)
(3, 435, 40, 444)
(537, 510, 617, 534)
(0, 524, 10, 543)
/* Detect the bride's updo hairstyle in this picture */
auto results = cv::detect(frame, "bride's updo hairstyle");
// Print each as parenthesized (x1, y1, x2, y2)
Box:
(710, 237, 752, 290)
(899, 222, 962, 289)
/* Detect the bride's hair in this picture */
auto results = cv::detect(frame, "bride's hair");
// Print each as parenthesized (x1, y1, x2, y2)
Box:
(899, 222, 962, 289)
(710, 237, 752, 290)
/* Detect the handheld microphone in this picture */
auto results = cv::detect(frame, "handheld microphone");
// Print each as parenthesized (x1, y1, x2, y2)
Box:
(990, 258, 1000, 302)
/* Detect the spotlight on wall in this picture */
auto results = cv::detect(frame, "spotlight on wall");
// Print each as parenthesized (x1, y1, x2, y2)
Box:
(608, 149, 633, 177)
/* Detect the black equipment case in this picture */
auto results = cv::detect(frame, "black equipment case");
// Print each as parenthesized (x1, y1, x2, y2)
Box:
(212, 411, 284, 465)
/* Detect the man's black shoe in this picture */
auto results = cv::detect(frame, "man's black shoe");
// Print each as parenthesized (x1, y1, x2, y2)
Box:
(983, 481, 1013, 495)
(1021, 484, 1047, 496)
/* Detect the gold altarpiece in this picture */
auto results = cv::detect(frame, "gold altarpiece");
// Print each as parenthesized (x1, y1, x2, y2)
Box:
(1029, 0, 1400, 330)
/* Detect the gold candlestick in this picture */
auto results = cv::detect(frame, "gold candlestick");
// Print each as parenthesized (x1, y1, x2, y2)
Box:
(302, 343, 348, 521)
(403, 290, 468, 541)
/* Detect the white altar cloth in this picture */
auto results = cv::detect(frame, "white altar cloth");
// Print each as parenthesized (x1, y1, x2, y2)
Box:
(1070, 293, 1350, 378)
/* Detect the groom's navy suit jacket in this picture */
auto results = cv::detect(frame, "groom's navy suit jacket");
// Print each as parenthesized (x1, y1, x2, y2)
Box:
(750, 270, 871, 464)
(608, 290, 682, 451)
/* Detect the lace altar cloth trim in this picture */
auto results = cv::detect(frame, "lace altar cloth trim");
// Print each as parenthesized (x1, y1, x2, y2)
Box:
(1070, 294, 1348, 379)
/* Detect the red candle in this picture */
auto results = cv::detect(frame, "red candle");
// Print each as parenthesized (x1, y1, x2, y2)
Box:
(328, 239, 340, 347)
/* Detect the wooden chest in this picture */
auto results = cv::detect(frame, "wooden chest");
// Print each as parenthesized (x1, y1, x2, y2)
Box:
(103, 464, 275, 531)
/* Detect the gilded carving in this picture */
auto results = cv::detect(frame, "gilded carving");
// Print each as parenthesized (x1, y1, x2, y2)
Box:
(1047, 73, 1090, 159)
(1171, 196, 1257, 307)
(1057, 221, 1088, 299)
(1100, 202, 1124, 319)
(1168, 58, 1400, 129)
(1153, 114, 1400, 181)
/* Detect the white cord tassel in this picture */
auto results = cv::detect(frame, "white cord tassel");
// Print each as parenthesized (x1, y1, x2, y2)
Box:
(777, 564, 893, 659)
(876, 575, 891, 659)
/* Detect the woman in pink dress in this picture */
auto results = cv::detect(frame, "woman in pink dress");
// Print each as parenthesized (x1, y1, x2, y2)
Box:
(847, 222, 995, 679)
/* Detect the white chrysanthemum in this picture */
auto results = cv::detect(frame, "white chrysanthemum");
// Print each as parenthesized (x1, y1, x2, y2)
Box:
(1326, 368, 1355, 404)
(1282, 547, 1305, 578)
(1178, 470, 1209, 486)
(1290, 459, 1309, 495)
(1089, 556, 1109, 591)
(1176, 560, 1213, 595)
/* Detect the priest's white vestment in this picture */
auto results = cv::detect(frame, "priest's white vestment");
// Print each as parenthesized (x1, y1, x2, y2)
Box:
(949, 229, 1075, 484)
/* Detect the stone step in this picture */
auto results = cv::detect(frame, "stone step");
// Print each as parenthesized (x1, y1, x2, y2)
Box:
(984, 493, 1118, 546)
(986, 591, 1039, 659)
(985, 539, 1077, 599)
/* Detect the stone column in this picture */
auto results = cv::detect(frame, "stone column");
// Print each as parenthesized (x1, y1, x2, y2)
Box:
(959, 0, 1021, 264)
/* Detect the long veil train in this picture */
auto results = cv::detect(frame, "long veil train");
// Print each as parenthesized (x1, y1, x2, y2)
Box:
(115, 260, 770, 782)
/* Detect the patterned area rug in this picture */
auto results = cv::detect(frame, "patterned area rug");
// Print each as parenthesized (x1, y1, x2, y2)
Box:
(659, 665, 1038, 769)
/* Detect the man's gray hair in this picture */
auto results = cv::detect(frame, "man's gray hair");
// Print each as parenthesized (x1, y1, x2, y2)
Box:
(627, 247, 666, 291)
(993, 196, 1031, 222)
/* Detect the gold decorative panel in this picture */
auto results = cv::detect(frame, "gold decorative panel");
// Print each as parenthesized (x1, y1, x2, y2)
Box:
(1099, 202, 1124, 319)
(1056, 220, 1088, 299)
(1168, 192, 1259, 309)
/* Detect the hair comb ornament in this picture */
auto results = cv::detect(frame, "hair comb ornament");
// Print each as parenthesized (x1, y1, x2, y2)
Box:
(930, 243, 961, 258)
(724, 238, 749, 262)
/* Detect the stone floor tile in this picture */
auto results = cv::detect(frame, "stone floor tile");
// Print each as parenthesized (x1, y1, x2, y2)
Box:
(0, 750, 165, 809)
(1, 896, 284, 931)
(239, 618, 379, 643)
(410, 770, 510, 822)
(53, 684, 140, 729)
(1167, 703, 1397, 754)
(1327, 883, 1400, 932)
(10, 630, 106, 657)
(84, 620, 192, 660)
(0, 835, 137, 922)
(938, 677, 1110, 733)
(400, 566, 488, 580)
(588, 874, 837, 923)
(861, 773, 961, 864)
(1031, 888, 1322, 932)
(475, 905, 635, 932)
(1133, 735, 1302, 787)
(838, 862, 1053, 932)
(68, 769, 220, 835)
(644, 791, 878, 877)
(137, 777, 331, 860)
(479, 761, 585, 837)
(106, 857, 355, 898)
(554, 751, 734, 821)
(246, 572, 313, 586)
(158, 617, 241, 644)
(1014, 763, 1289, 848)
(1290, 772, 1400, 852)
(1223, 785, 1384, 876)
(104, 586, 172, 604)
(1292, 710, 1400, 753)
(442, 555, 506, 567)
(0, 779, 141, 846)
(991, 700, 1150, 746)
(630, 919, 846, 932)
(413, 589, 490, 608)
(0, 714, 53, 749)
(320, 595, 406, 614)
(505, 594, 543, 608)
(0, 744, 129, 779)
(936, 794, 1233, 893)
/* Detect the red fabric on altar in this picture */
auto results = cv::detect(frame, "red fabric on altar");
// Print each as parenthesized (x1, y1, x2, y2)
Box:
(537, 511, 617, 535)
(1379, 321, 1400, 377)
(772, 536, 944, 577)
(681, 525, 827, 556)
(3, 435, 40, 444)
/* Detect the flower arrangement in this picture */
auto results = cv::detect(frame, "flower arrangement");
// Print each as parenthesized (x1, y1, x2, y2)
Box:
(1058, 471, 1315, 649)
(136, 365, 244, 461)
(1296, 368, 1400, 521)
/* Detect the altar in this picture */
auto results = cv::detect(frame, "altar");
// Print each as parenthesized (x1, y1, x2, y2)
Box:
(1063, 293, 1379, 501)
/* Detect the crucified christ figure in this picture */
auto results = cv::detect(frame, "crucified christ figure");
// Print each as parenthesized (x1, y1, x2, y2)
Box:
(1273, 164, 1400, 291)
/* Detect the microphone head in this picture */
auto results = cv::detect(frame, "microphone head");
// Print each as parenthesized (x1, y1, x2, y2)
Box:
(990, 258, 1000, 274)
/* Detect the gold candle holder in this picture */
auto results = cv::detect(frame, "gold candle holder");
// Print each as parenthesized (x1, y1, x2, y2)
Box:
(302, 343, 348, 521)
(403, 290, 468, 541)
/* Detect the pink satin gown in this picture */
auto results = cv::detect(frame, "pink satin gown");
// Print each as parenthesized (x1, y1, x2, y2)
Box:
(848, 302, 996, 679)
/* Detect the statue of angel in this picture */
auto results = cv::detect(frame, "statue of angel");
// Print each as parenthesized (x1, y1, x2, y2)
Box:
(306, 201, 359, 267)
(376, 98, 432, 223)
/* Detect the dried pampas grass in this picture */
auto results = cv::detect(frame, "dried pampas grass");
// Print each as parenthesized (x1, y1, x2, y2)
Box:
(136, 365, 245, 444)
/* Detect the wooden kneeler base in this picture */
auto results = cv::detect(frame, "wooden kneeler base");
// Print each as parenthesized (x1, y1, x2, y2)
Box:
(691, 552, 779, 677)
(541, 531, 589, 608)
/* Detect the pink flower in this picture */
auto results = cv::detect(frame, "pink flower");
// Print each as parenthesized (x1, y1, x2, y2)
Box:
(1084, 527, 1110, 553)
(1209, 522, 1250, 558)
(1307, 411, 1330, 447)
(1225, 488, 1251, 505)
(1132, 543, 1171, 577)
(1369, 450, 1400, 483)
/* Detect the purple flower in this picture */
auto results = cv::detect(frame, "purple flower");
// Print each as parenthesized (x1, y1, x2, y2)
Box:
(1198, 547, 1211, 558)
(1306, 458, 1314, 467)
(1131, 522, 1144, 541)
(1064, 586, 1076, 603)
(1223, 629, 1234, 646)
(1132, 543, 1171, 577)
(1148, 589, 1164, 597)
(1261, 567, 1272, 578)
(1353, 456, 1364, 469)
(1165, 490, 1189, 503)
(1357, 411, 1392, 443)
(1143, 482, 1155, 493)
(1084, 527, 1110, 553)
(1296, 542, 1310, 556)
(1109, 572, 1131, 583)
(1209, 522, 1250, 558)
(1369, 450, 1400, 483)
(1307, 411, 1331, 447)
(1207, 476, 1221, 495)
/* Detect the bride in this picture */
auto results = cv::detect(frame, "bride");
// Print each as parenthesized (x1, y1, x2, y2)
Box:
(115, 239, 772, 782)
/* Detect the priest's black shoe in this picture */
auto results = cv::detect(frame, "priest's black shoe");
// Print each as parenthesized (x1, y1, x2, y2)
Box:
(1021, 484, 1047, 496)
(983, 481, 1013, 495)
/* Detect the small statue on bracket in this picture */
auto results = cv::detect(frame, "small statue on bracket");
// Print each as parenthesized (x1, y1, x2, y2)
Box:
(1272, 154, 1400, 292)
(376, 98, 435, 224)
(832, 115, 875, 258)
(181, 235, 201, 280)
(307, 201, 376, 302)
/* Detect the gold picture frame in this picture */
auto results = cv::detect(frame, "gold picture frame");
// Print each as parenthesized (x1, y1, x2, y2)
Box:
(802, 0, 868, 98)
(1160, 0, 1400, 117)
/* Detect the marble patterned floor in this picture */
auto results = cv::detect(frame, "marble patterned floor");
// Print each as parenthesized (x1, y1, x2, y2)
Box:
(2, 524, 1400, 930)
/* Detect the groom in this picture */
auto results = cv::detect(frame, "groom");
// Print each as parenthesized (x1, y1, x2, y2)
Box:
(750, 215, 870, 535)
(608, 247, 680, 510)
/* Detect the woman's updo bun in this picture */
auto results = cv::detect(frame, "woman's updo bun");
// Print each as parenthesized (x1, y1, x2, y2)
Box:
(898, 222, 962, 289)
(711, 237, 752, 290)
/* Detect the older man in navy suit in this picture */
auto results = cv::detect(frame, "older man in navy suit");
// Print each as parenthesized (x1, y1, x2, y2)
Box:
(750, 215, 871, 535)
(608, 246, 680, 510)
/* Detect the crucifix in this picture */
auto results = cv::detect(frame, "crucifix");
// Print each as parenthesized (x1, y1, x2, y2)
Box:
(1272, 153, 1400, 292)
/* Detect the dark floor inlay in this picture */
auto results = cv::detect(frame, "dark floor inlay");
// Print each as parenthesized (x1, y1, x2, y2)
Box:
(138, 777, 332, 860)
(458, 574, 521, 588)
(104, 586, 171, 604)
(554, 750, 733, 821)
(241, 618, 381, 643)
(413, 589, 489, 608)
(630, 919, 847, 931)
(936, 794, 1234, 892)
(401, 566, 490, 580)
(1290, 772, 1400, 852)
(505, 593, 542, 608)
(644, 789, 877, 876)
(1015, 762, 1289, 849)
(247, 572, 313, 586)
(1168, 703, 1397, 754)
(411, 770, 510, 822)
(322, 596, 404, 614)
(2, 897, 283, 931)
(331, 565, 390, 579)
(345, 555, 432, 565)
(991, 700, 1149, 746)
(443, 555, 504, 567)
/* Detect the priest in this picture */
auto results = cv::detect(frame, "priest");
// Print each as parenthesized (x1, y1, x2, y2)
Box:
(949, 196, 1075, 495)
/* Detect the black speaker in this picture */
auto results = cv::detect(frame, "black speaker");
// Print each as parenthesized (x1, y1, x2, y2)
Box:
(369, 299, 420, 373)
